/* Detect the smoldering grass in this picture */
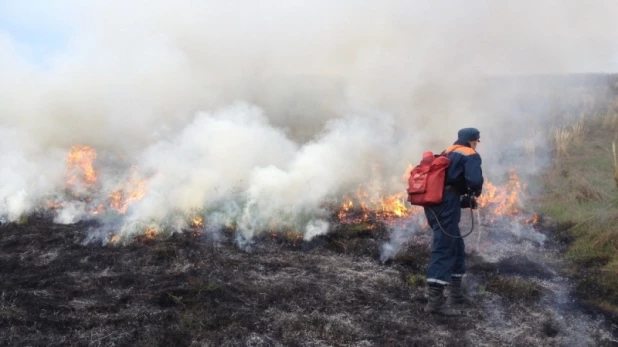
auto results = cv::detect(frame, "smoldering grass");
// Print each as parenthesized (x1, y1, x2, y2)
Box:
(379, 215, 425, 263)
(486, 275, 549, 301)
(102, 210, 210, 245)
(502, 220, 547, 245)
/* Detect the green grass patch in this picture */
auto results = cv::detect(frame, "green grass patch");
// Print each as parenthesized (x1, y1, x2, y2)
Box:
(566, 205, 618, 263)
(538, 110, 618, 315)
(406, 273, 426, 287)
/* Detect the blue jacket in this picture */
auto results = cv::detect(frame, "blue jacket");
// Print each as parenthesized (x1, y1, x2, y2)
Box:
(443, 142, 483, 196)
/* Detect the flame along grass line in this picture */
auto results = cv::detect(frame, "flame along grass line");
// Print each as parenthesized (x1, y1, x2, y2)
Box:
(338, 169, 538, 228)
(51, 145, 539, 245)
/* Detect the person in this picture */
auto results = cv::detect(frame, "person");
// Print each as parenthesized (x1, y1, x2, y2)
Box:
(423, 127, 484, 316)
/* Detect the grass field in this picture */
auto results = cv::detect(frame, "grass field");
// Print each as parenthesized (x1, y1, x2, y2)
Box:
(534, 76, 618, 318)
(2, 74, 618, 346)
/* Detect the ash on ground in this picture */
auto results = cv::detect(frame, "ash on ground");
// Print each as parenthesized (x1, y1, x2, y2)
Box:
(0, 213, 616, 347)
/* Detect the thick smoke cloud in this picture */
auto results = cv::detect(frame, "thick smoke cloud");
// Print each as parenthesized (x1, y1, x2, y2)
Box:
(1, 1, 617, 238)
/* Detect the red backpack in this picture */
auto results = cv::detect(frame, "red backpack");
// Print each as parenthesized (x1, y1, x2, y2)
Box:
(407, 147, 459, 206)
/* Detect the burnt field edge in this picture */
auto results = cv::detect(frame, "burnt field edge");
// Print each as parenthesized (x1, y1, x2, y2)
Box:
(1, 211, 616, 346)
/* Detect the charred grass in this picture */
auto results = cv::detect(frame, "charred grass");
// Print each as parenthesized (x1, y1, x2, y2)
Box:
(3, 213, 608, 346)
(484, 276, 548, 302)
(467, 254, 551, 303)
(0, 214, 461, 346)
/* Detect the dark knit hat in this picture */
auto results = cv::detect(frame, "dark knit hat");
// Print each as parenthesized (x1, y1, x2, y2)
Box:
(457, 128, 481, 142)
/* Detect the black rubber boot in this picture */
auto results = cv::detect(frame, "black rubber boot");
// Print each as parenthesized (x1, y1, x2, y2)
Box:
(447, 276, 474, 306)
(424, 285, 460, 316)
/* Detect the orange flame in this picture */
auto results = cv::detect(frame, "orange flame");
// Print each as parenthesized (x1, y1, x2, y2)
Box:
(525, 214, 540, 224)
(109, 167, 149, 214)
(90, 204, 105, 215)
(476, 170, 537, 223)
(337, 167, 538, 226)
(337, 186, 420, 224)
(337, 195, 354, 220)
(376, 194, 408, 219)
(144, 227, 158, 239)
(191, 216, 204, 227)
(66, 145, 97, 187)
(46, 200, 64, 209)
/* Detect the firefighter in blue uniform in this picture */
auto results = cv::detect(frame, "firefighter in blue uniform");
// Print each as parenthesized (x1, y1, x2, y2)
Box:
(424, 128, 484, 316)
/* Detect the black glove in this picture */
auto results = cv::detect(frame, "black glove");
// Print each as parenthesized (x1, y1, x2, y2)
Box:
(467, 187, 481, 198)
(460, 195, 478, 209)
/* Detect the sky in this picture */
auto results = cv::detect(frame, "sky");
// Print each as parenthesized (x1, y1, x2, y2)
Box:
(2, 1, 618, 72)
(0, 1, 71, 68)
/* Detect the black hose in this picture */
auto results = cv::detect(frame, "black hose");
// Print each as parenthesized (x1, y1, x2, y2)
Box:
(427, 200, 475, 238)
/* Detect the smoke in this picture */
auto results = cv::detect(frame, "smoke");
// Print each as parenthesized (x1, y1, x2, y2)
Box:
(1, 1, 618, 238)
(379, 214, 427, 263)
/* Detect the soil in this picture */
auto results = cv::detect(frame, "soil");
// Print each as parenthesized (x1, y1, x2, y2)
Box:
(1, 213, 617, 347)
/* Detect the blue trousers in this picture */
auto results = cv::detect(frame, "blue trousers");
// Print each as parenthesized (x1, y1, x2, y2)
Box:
(423, 191, 465, 285)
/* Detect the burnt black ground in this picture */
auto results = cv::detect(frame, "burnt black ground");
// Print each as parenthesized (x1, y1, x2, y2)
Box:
(0, 214, 617, 347)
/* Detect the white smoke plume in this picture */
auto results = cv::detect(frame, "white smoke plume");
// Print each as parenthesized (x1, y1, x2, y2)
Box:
(1, 1, 618, 239)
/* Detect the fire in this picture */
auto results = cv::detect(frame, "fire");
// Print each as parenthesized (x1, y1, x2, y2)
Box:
(45, 200, 64, 209)
(376, 194, 408, 219)
(90, 204, 105, 215)
(284, 231, 303, 239)
(336, 163, 422, 224)
(108, 225, 159, 244)
(109, 168, 149, 214)
(525, 214, 540, 224)
(337, 187, 420, 224)
(191, 216, 204, 227)
(66, 145, 97, 187)
(144, 227, 158, 239)
(54, 144, 542, 247)
(337, 195, 355, 220)
(337, 168, 538, 226)
(68, 146, 153, 215)
(476, 170, 537, 223)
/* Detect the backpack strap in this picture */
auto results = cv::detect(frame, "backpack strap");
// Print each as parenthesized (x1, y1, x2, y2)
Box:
(439, 145, 460, 156)
(443, 145, 476, 156)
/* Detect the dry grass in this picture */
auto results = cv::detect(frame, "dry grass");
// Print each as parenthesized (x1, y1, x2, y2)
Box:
(539, 87, 618, 321)
(612, 139, 618, 187)
(569, 122, 587, 144)
(522, 138, 537, 167)
(522, 126, 543, 166)
(573, 177, 609, 202)
(567, 194, 618, 268)
(522, 138, 536, 156)
(550, 126, 572, 157)
(602, 111, 618, 130)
